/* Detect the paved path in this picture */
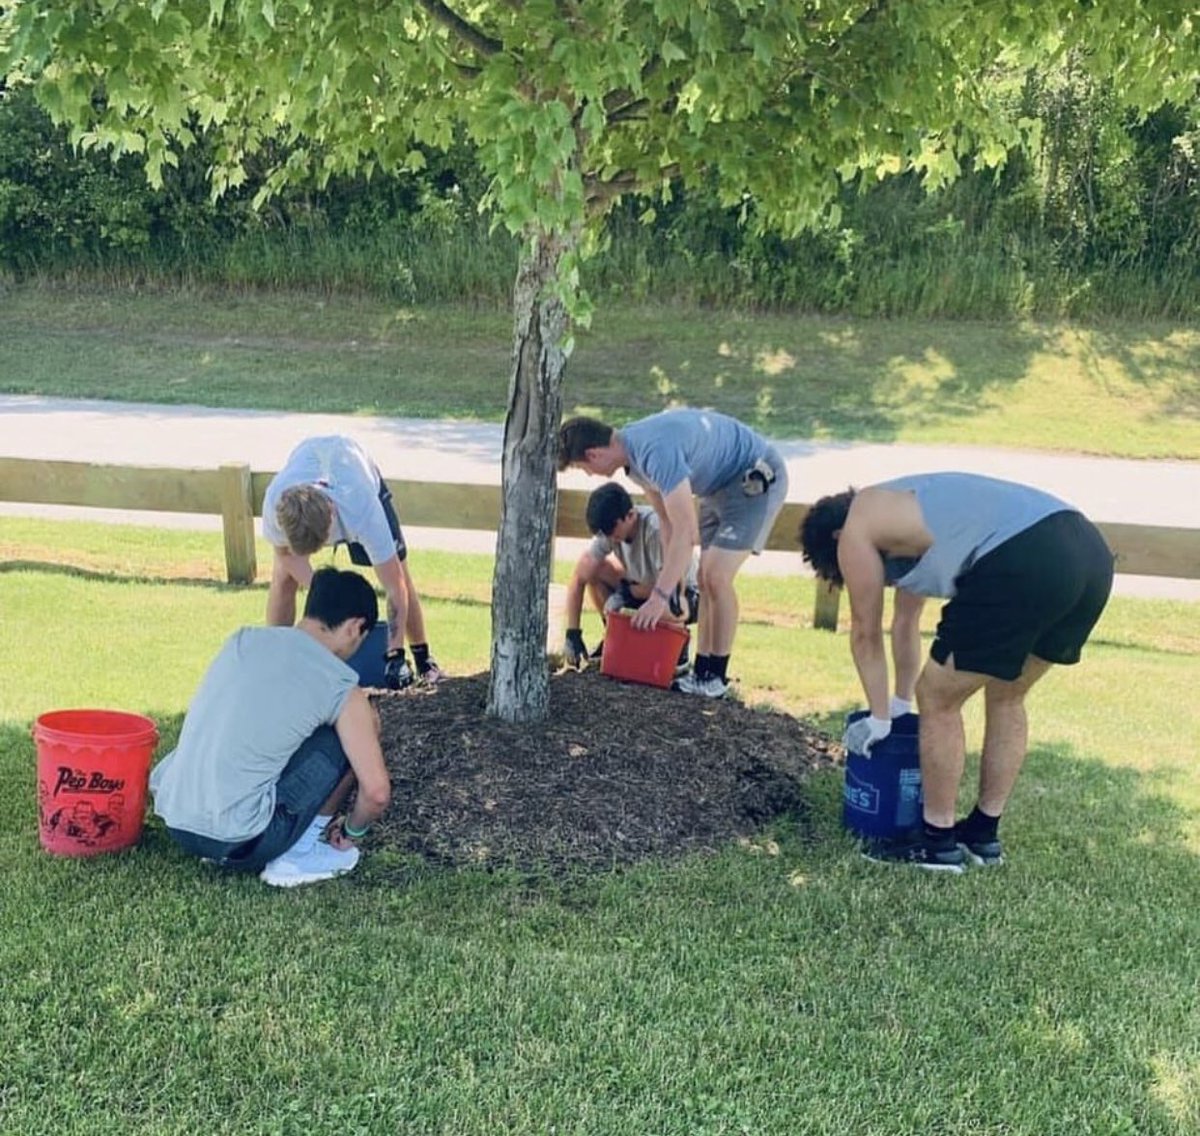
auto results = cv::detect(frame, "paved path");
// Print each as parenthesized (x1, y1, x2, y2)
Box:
(2, 395, 1197, 599)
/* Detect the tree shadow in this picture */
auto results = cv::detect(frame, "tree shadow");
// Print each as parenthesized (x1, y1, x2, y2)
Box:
(0, 559, 261, 593)
(568, 312, 1200, 441)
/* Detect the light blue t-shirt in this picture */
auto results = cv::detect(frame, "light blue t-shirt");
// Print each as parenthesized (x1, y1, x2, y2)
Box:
(879, 473, 1074, 598)
(262, 435, 396, 565)
(149, 627, 358, 841)
(619, 409, 768, 499)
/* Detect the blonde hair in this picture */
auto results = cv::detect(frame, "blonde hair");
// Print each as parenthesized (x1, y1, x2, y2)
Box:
(276, 486, 333, 555)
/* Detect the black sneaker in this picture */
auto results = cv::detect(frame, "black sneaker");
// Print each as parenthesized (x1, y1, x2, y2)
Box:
(590, 639, 605, 660)
(862, 833, 966, 874)
(954, 825, 1004, 866)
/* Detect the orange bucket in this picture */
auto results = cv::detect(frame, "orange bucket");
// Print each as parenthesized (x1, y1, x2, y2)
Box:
(600, 611, 689, 689)
(33, 709, 159, 857)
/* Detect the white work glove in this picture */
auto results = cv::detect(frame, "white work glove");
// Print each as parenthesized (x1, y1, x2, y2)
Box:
(602, 591, 626, 615)
(603, 581, 635, 615)
(889, 696, 915, 718)
(843, 715, 892, 756)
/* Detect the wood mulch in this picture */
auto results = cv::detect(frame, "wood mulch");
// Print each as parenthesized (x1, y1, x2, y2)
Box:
(371, 668, 840, 873)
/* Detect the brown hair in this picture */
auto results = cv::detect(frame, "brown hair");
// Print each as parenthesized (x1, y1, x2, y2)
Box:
(557, 416, 614, 471)
(276, 485, 333, 555)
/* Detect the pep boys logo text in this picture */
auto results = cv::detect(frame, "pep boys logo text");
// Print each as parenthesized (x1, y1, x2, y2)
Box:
(52, 766, 126, 797)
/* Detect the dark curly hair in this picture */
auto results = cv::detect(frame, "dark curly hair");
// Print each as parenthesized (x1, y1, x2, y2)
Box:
(585, 482, 633, 537)
(557, 416, 614, 471)
(798, 489, 856, 585)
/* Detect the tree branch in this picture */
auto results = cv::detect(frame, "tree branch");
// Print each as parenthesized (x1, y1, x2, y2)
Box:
(415, 0, 504, 58)
(584, 163, 680, 207)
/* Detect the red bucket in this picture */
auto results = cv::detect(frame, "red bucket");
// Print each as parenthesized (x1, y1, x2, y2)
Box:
(600, 611, 689, 689)
(33, 709, 159, 857)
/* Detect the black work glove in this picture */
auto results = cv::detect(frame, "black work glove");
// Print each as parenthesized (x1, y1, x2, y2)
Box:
(564, 629, 588, 670)
(383, 648, 414, 691)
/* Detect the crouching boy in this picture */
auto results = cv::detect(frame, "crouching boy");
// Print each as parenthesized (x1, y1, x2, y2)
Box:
(150, 567, 392, 887)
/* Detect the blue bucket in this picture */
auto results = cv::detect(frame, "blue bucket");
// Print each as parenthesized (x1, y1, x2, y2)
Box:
(842, 711, 923, 839)
(346, 621, 389, 687)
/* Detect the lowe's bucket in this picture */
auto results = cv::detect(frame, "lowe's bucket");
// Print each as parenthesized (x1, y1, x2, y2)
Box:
(600, 611, 689, 690)
(842, 711, 922, 839)
(34, 709, 159, 857)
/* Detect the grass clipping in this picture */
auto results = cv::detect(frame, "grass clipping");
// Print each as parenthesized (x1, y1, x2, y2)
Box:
(372, 669, 839, 872)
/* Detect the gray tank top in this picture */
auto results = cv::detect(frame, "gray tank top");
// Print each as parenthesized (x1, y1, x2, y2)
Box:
(879, 473, 1074, 598)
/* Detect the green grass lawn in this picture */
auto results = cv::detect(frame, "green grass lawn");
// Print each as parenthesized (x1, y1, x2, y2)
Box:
(2, 284, 1198, 457)
(2, 521, 1198, 1134)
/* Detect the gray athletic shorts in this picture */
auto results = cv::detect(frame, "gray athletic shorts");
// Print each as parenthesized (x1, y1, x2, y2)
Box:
(698, 446, 789, 553)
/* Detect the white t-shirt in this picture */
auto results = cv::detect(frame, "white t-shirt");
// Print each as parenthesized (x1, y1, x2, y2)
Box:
(261, 436, 396, 565)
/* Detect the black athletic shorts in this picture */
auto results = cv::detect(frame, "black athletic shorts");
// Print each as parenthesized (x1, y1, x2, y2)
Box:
(346, 471, 408, 566)
(620, 581, 700, 625)
(929, 510, 1114, 682)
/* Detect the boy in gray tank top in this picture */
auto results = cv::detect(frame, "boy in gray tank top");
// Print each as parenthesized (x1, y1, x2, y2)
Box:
(799, 472, 1113, 872)
(150, 568, 394, 888)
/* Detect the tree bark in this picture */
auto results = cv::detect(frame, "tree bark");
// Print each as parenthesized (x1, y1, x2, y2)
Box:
(486, 227, 574, 722)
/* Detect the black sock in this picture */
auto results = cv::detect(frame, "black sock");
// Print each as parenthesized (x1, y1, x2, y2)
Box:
(923, 820, 956, 849)
(959, 805, 1000, 842)
(693, 654, 712, 679)
(709, 655, 730, 681)
(411, 643, 430, 669)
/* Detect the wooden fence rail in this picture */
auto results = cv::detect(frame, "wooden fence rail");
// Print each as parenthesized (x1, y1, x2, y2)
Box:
(3, 456, 1197, 630)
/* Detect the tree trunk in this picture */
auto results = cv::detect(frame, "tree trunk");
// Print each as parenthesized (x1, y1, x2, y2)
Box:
(486, 228, 574, 722)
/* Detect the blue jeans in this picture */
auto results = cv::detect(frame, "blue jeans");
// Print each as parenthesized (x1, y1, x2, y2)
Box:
(167, 726, 350, 873)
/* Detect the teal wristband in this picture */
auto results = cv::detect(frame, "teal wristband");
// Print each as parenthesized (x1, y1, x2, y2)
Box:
(343, 818, 370, 839)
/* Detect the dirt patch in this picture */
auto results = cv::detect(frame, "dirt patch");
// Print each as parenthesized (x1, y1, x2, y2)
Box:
(372, 669, 840, 872)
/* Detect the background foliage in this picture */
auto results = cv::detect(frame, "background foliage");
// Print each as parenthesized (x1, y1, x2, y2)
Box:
(1, 66, 1197, 320)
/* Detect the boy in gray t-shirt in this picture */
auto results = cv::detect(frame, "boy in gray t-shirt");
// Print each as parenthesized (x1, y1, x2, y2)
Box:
(562, 482, 699, 668)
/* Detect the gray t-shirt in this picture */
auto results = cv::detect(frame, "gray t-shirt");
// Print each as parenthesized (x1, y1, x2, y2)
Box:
(262, 435, 395, 565)
(149, 627, 358, 841)
(587, 504, 699, 587)
(619, 409, 768, 498)
(879, 473, 1074, 598)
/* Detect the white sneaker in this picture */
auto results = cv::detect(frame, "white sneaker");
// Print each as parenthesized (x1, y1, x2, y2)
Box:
(260, 841, 361, 888)
(672, 670, 697, 693)
(674, 672, 729, 699)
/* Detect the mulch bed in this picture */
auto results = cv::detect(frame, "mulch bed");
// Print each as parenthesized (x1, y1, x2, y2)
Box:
(372, 668, 840, 872)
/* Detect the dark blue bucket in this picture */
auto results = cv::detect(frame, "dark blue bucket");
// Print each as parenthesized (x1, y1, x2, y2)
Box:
(842, 711, 923, 839)
(346, 621, 389, 687)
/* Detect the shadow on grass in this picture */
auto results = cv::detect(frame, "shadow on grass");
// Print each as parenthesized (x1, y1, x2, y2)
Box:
(570, 316, 1060, 440)
(570, 314, 1200, 444)
(0, 559, 263, 592)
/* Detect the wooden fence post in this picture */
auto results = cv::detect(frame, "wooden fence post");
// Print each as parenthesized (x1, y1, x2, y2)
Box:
(813, 580, 842, 631)
(219, 462, 256, 585)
